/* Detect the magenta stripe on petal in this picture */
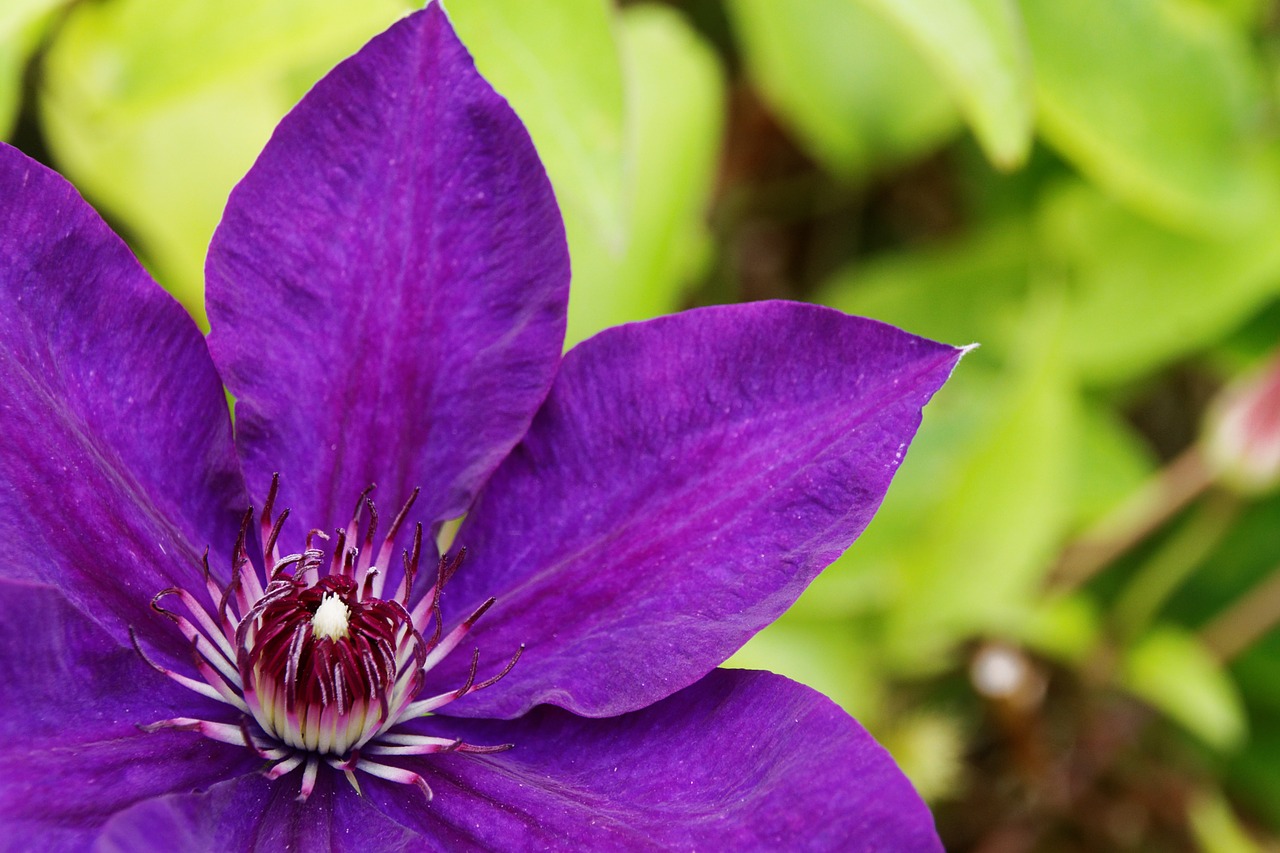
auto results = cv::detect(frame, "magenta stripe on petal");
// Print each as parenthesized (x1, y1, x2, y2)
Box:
(207, 4, 569, 535)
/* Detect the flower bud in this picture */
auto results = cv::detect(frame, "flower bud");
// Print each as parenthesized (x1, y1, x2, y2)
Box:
(1204, 355, 1280, 493)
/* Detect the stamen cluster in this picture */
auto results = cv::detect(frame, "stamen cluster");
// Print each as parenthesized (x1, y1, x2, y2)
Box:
(132, 476, 520, 801)
(244, 573, 408, 755)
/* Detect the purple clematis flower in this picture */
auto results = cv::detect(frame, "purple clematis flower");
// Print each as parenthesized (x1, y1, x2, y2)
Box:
(0, 6, 963, 850)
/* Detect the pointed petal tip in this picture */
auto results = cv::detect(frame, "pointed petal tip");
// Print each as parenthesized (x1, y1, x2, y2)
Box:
(207, 0, 569, 533)
(436, 301, 972, 719)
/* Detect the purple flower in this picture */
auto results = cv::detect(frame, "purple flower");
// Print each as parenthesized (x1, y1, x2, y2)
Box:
(0, 6, 962, 850)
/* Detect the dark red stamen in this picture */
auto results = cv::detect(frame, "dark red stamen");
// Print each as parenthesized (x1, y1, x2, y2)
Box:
(130, 482, 523, 802)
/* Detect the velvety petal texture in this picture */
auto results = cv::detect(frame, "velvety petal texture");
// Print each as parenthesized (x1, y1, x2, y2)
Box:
(97, 774, 425, 853)
(90, 671, 940, 852)
(0, 581, 257, 851)
(437, 302, 963, 718)
(207, 4, 570, 533)
(0, 143, 247, 652)
(369, 669, 941, 851)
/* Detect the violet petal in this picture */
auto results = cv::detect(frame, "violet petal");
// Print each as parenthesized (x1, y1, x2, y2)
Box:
(96, 773, 425, 853)
(0, 580, 257, 850)
(0, 143, 247, 653)
(207, 4, 569, 532)
(438, 302, 962, 718)
(380, 669, 941, 851)
(0, 580, 193, 738)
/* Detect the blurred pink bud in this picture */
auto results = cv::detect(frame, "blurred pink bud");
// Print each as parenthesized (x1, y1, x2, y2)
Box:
(1204, 354, 1280, 492)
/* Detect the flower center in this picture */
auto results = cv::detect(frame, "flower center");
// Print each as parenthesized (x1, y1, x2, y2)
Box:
(246, 574, 406, 754)
(130, 476, 520, 801)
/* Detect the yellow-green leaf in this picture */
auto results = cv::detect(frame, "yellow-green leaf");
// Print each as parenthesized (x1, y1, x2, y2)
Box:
(1038, 181, 1280, 384)
(883, 293, 1075, 672)
(1020, 0, 1275, 234)
(730, 0, 958, 179)
(0, 0, 64, 138)
(1121, 625, 1247, 750)
(857, 0, 1034, 169)
(40, 0, 414, 322)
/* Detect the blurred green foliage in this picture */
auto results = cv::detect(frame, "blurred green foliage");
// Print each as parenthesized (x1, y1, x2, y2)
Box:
(40, 0, 416, 322)
(34, 0, 721, 342)
(1024, 0, 1277, 235)
(11, 0, 1280, 847)
(730, 0, 959, 178)
(452, 0, 722, 345)
(0, 0, 61, 137)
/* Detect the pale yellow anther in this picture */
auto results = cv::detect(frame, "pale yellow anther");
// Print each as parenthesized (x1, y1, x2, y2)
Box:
(311, 593, 351, 641)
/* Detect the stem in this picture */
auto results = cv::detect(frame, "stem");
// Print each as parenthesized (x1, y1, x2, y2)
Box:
(1048, 446, 1214, 592)
(1111, 491, 1238, 640)
(1202, 559, 1280, 662)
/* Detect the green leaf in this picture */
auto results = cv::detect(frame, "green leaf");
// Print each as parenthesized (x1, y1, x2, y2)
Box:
(1188, 789, 1264, 853)
(729, 0, 957, 179)
(1229, 728, 1280, 828)
(881, 293, 1076, 672)
(1121, 625, 1247, 750)
(1019, 0, 1275, 234)
(40, 0, 414, 322)
(726, 618, 885, 720)
(1229, 633, 1280, 826)
(1016, 594, 1100, 665)
(448, 2, 726, 346)
(1196, 0, 1269, 29)
(876, 712, 966, 803)
(816, 221, 1030, 362)
(601, 5, 723, 344)
(0, 0, 63, 138)
(1164, 494, 1280, 630)
(1072, 402, 1157, 528)
(447, 0, 626, 297)
(1038, 181, 1280, 384)
(857, 0, 1034, 169)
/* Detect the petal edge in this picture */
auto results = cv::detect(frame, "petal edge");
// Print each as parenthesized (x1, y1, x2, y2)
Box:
(438, 302, 963, 718)
(207, 4, 570, 533)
